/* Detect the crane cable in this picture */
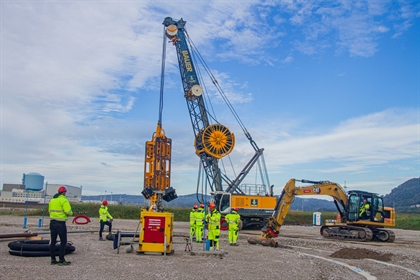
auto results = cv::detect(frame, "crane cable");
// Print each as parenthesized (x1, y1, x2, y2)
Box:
(158, 25, 167, 125)
(185, 28, 232, 178)
(186, 30, 270, 190)
(185, 30, 260, 151)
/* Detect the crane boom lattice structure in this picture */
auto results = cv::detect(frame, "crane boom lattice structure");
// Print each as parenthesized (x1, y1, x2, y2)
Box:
(162, 17, 276, 229)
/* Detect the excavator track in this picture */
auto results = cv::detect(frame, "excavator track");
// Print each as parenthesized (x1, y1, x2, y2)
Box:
(320, 225, 373, 242)
(372, 229, 395, 243)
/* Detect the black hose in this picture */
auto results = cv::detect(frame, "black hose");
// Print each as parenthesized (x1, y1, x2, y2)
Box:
(8, 246, 75, 257)
(8, 240, 75, 257)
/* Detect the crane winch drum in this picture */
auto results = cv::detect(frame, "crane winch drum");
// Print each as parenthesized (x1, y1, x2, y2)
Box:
(195, 124, 235, 159)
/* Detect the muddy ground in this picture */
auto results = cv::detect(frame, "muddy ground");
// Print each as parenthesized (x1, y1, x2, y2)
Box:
(0, 216, 419, 280)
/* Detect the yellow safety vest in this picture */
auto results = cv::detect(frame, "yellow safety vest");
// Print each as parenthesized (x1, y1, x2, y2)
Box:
(49, 194, 73, 222)
(360, 203, 370, 216)
(207, 209, 221, 231)
(190, 209, 196, 225)
(225, 212, 241, 229)
(195, 208, 205, 225)
(99, 205, 113, 222)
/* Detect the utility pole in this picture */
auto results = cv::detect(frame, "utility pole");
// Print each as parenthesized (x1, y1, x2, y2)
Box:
(41, 182, 48, 227)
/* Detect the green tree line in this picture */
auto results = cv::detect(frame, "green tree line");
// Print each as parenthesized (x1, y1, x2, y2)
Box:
(2, 203, 419, 230)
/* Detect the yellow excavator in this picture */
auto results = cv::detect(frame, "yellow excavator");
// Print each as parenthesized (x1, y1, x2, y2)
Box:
(248, 179, 396, 247)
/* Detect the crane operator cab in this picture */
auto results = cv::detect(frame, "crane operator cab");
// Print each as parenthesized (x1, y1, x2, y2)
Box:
(346, 191, 386, 223)
(212, 192, 231, 214)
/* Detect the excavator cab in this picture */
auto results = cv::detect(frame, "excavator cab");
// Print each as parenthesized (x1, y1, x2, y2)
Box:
(347, 191, 385, 223)
(346, 193, 361, 222)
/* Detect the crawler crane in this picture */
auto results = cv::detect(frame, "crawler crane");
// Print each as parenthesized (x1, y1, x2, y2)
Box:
(162, 17, 276, 229)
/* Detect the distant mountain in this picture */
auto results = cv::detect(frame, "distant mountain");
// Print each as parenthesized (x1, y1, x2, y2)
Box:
(82, 193, 336, 211)
(289, 197, 336, 211)
(81, 193, 211, 208)
(82, 178, 420, 213)
(383, 177, 420, 212)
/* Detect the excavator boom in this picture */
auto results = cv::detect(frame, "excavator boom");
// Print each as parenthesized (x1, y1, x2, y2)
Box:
(248, 179, 396, 247)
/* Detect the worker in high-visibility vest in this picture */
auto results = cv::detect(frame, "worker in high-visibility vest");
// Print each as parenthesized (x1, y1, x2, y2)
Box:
(190, 205, 198, 239)
(99, 200, 113, 241)
(359, 199, 371, 219)
(225, 207, 241, 246)
(194, 204, 205, 242)
(206, 202, 221, 251)
(49, 186, 73, 266)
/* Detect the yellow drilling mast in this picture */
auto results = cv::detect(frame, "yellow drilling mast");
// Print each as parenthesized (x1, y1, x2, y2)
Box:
(143, 122, 174, 212)
(138, 121, 176, 255)
(137, 25, 177, 254)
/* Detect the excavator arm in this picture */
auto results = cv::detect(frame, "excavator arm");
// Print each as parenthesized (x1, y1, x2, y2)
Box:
(248, 178, 396, 247)
(249, 179, 348, 247)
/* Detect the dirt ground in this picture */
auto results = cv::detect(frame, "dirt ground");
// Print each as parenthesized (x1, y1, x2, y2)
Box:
(0, 216, 419, 280)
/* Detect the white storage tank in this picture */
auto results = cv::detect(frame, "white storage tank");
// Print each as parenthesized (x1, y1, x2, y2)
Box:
(313, 212, 322, 226)
(23, 173, 44, 191)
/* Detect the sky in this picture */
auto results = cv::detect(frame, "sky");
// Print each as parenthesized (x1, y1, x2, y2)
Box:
(1, 0, 419, 197)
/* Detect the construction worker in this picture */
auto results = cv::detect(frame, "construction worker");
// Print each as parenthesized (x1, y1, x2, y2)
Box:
(359, 199, 370, 219)
(194, 203, 205, 242)
(49, 186, 73, 265)
(190, 205, 198, 239)
(206, 202, 221, 251)
(225, 207, 241, 246)
(99, 200, 113, 241)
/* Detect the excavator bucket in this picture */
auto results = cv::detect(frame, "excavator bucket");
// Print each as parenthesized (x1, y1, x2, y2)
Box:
(247, 237, 278, 248)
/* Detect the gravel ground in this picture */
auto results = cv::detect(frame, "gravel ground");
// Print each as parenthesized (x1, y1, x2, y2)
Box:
(0, 216, 419, 280)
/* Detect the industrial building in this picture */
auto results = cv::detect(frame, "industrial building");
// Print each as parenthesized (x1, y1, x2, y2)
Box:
(0, 173, 82, 204)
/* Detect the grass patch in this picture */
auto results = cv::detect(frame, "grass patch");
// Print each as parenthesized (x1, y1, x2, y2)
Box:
(1, 203, 419, 230)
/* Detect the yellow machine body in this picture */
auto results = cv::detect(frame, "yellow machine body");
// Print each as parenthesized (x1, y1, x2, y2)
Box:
(231, 194, 277, 209)
(138, 210, 174, 254)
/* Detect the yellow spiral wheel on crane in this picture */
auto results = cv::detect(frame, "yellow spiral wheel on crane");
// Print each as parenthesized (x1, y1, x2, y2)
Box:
(197, 124, 235, 159)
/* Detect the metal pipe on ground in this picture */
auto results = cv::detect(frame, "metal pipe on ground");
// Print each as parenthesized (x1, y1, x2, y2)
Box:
(31, 230, 139, 234)
(36, 230, 99, 234)
(0, 229, 138, 240)
(0, 232, 38, 239)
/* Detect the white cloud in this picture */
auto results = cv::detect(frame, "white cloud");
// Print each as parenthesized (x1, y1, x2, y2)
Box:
(1, 1, 418, 197)
(265, 109, 418, 168)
